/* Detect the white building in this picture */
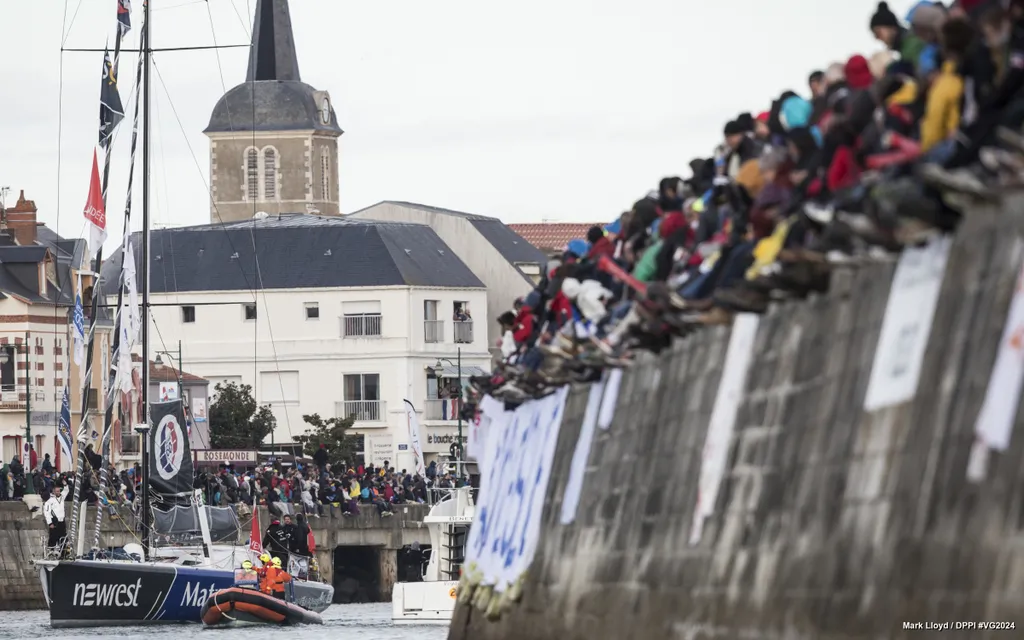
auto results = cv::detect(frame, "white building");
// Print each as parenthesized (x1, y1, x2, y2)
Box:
(106, 215, 490, 471)
(349, 201, 547, 356)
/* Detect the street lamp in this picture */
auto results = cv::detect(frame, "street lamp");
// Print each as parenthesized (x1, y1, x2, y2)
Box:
(432, 348, 463, 479)
(0, 332, 33, 494)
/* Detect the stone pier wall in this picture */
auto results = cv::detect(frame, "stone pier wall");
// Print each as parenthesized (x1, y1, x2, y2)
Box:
(450, 207, 1024, 640)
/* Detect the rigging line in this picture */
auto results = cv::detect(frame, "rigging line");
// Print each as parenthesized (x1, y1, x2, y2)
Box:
(62, 0, 86, 49)
(54, 0, 71, 422)
(229, 0, 253, 38)
(149, 54, 292, 441)
(148, 58, 256, 297)
(153, 89, 179, 301)
(63, 44, 251, 53)
(147, 310, 210, 450)
(247, 0, 258, 423)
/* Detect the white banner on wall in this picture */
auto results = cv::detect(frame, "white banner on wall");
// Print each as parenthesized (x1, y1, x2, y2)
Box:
(192, 396, 207, 422)
(974, 255, 1024, 454)
(367, 434, 394, 468)
(689, 313, 760, 545)
(468, 395, 503, 461)
(598, 368, 623, 429)
(560, 378, 606, 524)
(465, 386, 569, 591)
(863, 235, 951, 411)
(403, 399, 427, 477)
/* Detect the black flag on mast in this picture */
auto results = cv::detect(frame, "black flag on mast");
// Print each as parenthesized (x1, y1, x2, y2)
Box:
(149, 399, 195, 499)
(99, 47, 125, 149)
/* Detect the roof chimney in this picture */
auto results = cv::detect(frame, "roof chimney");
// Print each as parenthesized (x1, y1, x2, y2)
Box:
(6, 190, 38, 246)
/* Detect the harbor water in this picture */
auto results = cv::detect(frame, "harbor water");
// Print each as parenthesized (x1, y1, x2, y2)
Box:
(0, 603, 449, 640)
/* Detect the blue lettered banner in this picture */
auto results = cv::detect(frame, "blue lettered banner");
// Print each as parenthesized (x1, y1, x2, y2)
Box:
(466, 386, 569, 591)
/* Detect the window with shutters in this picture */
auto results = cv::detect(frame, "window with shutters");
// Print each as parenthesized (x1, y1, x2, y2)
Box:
(320, 149, 330, 201)
(263, 147, 278, 199)
(245, 147, 259, 200)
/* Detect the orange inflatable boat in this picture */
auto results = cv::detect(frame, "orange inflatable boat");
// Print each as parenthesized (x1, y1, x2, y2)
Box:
(200, 587, 323, 626)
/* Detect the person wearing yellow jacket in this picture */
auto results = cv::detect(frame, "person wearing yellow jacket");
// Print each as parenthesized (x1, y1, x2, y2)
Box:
(920, 18, 974, 153)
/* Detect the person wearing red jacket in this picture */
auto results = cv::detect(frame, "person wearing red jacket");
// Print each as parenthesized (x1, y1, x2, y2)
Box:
(586, 226, 615, 260)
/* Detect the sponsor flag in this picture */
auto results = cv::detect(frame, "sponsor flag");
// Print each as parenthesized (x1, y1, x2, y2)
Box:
(149, 399, 195, 498)
(73, 274, 86, 367)
(117, 230, 139, 393)
(58, 385, 73, 469)
(82, 150, 107, 258)
(99, 47, 125, 149)
(402, 399, 427, 478)
(117, 0, 132, 35)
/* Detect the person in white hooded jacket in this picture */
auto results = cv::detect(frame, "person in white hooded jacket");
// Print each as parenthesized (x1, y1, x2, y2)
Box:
(43, 484, 69, 550)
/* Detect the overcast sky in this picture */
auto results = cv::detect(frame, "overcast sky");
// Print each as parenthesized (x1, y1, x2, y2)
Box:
(0, 0, 915, 251)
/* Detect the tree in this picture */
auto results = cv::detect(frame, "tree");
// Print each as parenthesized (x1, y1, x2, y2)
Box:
(208, 382, 276, 448)
(293, 413, 359, 469)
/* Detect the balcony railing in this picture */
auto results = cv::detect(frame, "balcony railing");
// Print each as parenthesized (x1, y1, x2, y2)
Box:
(454, 321, 473, 344)
(424, 320, 444, 344)
(424, 398, 459, 421)
(336, 400, 386, 423)
(341, 314, 382, 338)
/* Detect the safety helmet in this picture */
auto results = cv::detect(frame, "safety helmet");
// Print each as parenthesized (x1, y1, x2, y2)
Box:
(241, 560, 253, 570)
(272, 557, 282, 568)
(259, 553, 271, 563)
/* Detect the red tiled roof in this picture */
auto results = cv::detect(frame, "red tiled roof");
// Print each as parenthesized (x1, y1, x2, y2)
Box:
(131, 353, 208, 384)
(507, 223, 602, 252)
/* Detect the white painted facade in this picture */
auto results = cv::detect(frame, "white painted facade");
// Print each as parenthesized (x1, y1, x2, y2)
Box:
(143, 285, 490, 471)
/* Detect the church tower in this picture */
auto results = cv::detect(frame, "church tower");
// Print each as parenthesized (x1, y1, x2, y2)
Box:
(204, 0, 343, 223)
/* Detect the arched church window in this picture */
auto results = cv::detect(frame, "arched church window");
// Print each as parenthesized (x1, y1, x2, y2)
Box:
(320, 148, 330, 201)
(245, 148, 259, 201)
(263, 147, 278, 199)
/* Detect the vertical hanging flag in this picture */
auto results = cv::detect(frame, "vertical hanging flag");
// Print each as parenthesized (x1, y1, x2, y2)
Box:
(117, 0, 132, 35)
(117, 232, 139, 393)
(99, 47, 125, 149)
(58, 386, 73, 471)
(83, 150, 107, 258)
(403, 399, 427, 478)
(73, 275, 86, 367)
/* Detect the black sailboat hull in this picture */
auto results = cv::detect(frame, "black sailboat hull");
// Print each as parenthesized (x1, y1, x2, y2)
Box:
(41, 559, 333, 627)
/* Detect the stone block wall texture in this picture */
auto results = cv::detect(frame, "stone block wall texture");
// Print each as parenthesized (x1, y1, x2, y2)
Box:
(450, 209, 1024, 640)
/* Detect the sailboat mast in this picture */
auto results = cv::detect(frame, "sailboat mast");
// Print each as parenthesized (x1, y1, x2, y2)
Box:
(140, 0, 152, 556)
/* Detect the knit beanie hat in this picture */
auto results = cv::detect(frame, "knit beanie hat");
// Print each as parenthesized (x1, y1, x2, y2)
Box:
(735, 112, 755, 132)
(845, 55, 874, 89)
(723, 120, 745, 136)
(870, 2, 900, 29)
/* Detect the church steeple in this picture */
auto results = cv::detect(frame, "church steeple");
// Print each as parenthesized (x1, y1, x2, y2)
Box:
(246, 0, 301, 82)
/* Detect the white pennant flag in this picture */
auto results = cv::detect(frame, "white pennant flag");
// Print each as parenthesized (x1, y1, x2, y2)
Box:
(117, 234, 140, 392)
(403, 399, 427, 478)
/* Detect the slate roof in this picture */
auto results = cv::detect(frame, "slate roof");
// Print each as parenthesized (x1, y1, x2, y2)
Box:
(100, 215, 484, 295)
(507, 223, 601, 252)
(348, 200, 547, 268)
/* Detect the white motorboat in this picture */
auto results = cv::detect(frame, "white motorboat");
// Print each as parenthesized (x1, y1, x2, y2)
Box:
(391, 487, 473, 625)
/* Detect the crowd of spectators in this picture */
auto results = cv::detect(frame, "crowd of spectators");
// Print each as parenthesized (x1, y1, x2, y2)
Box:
(199, 456, 467, 520)
(477, 0, 1024, 406)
